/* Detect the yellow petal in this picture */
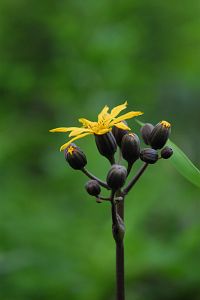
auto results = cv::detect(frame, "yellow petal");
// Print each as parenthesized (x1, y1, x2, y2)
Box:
(98, 105, 109, 122)
(110, 101, 128, 118)
(60, 132, 92, 151)
(114, 122, 130, 130)
(49, 127, 78, 133)
(79, 118, 96, 127)
(69, 128, 92, 137)
(110, 111, 143, 125)
(95, 128, 112, 135)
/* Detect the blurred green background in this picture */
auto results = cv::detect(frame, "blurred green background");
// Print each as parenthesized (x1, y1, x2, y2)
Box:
(0, 0, 200, 299)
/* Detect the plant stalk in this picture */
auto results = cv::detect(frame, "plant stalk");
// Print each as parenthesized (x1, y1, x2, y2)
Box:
(111, 191, 125, 300)
(116, 240, 125, 300)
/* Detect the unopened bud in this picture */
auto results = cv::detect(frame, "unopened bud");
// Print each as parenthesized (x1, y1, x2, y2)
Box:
(106, 164, 127, 191)
(64, 143, 87, 170)
(95, 132, 117, 163)
(140, 123, 154, 145)
(112, 214, 125, 242)
(121, 133, 140, 164)
(85, 180, 101, 196)
(140, 148, 158, 164)
(112, 121, 129, 147)
(161, 146, 173, 159)
(150, 120, 171, 149)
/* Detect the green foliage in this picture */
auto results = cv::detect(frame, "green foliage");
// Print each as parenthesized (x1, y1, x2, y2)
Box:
(0, 0, 200, 299)
(167, 140, 200, 189)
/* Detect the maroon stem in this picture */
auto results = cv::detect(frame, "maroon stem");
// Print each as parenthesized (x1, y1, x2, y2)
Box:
(112, 191, 125, 300)
(116, 241, 125, 300)
(123, 163, 148, 195)
(82, 168, 110, 189)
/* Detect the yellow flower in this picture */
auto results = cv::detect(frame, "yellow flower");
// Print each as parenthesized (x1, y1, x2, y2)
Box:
(49, 101, 143, 151)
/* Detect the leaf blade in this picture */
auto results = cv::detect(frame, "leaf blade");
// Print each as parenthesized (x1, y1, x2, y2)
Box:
(167, 140, 200, 188)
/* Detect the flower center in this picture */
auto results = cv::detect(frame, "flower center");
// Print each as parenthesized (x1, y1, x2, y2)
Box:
(67, 145, 76, 155)
(160, 120, 171, 128)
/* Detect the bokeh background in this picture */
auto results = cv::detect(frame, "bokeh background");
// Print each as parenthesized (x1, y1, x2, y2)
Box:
(0, 0, 200, 299)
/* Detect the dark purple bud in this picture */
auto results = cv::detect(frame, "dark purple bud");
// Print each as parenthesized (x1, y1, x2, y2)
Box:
(112, 121, 129, 147)
(161, 146, 173, 159)
(121, 133, 140, 163)
(140, 148, 158, 164)
(95, 132, 117, 163)
(85, 180, 101, 196)
(64, 143, 87, 170)
(140, 123, 154, 145)
(150, 121, 171, 150)
(106, 164, 127, 191)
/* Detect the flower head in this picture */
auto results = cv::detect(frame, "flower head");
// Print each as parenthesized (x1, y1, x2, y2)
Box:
(49, 101, 143, 151)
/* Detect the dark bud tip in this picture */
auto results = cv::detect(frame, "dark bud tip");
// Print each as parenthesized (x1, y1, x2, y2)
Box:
(112, 121, 129, 147)
(161, 146, 173, 159)
(121, 133, 140, 163)
(85, 180, 101, 196)
(140, 123, 154, 145)
(150, 120, 171, 149)
(140, 148, 158, 164)
(106, 164, 127, 191)
(95, 132, 117, 162)
(64, 143, 87, 170)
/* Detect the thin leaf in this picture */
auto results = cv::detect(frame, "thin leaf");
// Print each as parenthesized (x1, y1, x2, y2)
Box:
(135, 119, 145, 126)
(167, 140, 200, 188)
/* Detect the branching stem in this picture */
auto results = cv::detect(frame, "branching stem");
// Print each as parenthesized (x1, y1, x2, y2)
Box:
(123, 163, 148, 195)
(82, 168, 110, 189)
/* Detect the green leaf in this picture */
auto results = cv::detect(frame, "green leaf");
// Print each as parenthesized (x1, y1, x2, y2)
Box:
(135, 119, 200, 188)
(167, 140, 200, 188)
(135, 119, 145, 126)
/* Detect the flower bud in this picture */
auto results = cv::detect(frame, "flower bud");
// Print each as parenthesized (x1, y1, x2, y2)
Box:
(112, 121, 129, 147)
(150, 120, 171, 149)
(161, 146, 173, 159)
(106, 164, 127, 190)
(121, 133, 140, 164)
(140, 148, 158, 164)
(85, 180, 101, 196)
(95, 132, 117, 163)
(64, 143, 87, 170)
(140, 123, 154, 145)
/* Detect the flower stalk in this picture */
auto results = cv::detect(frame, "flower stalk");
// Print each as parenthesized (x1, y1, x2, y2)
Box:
(50, 102, 173, 300)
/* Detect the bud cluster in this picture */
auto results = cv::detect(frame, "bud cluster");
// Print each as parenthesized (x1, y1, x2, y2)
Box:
(63, 119, 173, 200)
(139, 120, 173, 163)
